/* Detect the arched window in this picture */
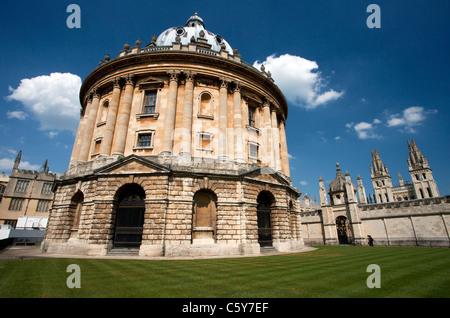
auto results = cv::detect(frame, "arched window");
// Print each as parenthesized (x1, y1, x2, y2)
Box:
(192, 190, 217, 243)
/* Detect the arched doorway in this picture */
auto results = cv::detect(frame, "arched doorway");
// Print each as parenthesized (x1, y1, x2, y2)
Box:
(192, 190, 217, 244)
(113, 184, 145, 248)
(336, 216, 349, 244)
(257, 191, 274, 247)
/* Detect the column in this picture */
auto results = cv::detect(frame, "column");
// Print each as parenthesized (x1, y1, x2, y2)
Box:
(111, 74, 135, 156)
(218, 77, 229, 160)
(69, 96, 91, 165)
(78, 90, 100, 162)
(233, 82, 244, 162)
(279, 118, 290, 176)
(271, 109, 281, 171)
(262, 101, 273, 167)
(179, 71, 196, 158)
(100, 77, 121, 156)
(161, 70, 180, 155)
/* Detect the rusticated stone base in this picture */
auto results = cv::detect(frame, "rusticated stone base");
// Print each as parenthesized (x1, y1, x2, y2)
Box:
(42, 155, 304, 257)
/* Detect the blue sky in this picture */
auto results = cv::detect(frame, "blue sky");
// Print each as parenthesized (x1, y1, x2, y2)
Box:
(1, 0, 449, 199)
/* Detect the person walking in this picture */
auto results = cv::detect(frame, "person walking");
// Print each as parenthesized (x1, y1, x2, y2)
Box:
(367, 235, 374, 246)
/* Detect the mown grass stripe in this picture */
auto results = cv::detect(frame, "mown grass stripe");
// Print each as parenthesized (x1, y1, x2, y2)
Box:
(1, 246, 449, 298)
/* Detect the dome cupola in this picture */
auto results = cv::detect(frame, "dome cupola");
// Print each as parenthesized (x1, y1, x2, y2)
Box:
(155, 13, 233, 54)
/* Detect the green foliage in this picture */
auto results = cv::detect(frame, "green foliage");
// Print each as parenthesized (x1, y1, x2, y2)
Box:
(0, 246, 449, 298)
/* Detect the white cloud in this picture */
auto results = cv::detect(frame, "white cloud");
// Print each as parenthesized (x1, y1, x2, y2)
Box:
(334, 136, 341, 140)
(387, 106, 436, 133)
(253, 54, 344, 109)
(47, 131, 59, 139)
(299, 180, 308, 186)
(7, 72, 81, 133)
(347, 119, 382, 139)
(7, 111, 28, 120)
(0, 157, 40, 171)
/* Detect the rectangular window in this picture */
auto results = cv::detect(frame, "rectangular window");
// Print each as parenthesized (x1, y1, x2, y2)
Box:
(248, 107, 256, 127)
(93, 139, 102, 154)
(138, 134, 152, 148)
(249, 143, 259, 160)
(143, 91, 157, 114)
(198, 133, 212, 151)
(41, 183, 53, 194)
(36, 200, 50, 212)
(14, 180, 30, 193)
(8, 198, 24, 211)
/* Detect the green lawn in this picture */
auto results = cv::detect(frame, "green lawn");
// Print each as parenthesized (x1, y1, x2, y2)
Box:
(0, 246, 449, 298)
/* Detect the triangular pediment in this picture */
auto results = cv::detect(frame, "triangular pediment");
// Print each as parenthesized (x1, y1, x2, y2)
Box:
(242, 91, 263, 105)
(94, 155, 171, 175)
(243, 166, 291, 186)
(138, 76, 165, 89)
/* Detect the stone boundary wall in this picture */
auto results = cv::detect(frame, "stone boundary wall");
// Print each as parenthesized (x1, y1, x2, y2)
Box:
(359, 196, 450, 247)
(300, 196, 450, 247)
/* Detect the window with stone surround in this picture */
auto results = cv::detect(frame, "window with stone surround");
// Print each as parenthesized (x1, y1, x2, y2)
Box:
(143, 90, 157, 114)
(134, 130, 155, 150)
(197, 132, 213, 151)
(248, 106, 256, 127)
(9, 198, 24, 211)
(249, 142, 259, 161)
(36, 200, 50, 212)
(41, 182, 53, 194)
(92, 138, 102, 156)
(14, 180, 30, 193)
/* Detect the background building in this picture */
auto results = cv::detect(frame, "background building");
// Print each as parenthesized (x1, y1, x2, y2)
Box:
(0, 151, 55, 244)
(301, 140, 449, 247)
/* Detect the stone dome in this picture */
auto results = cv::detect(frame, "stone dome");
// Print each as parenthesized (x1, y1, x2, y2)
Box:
(155, 13, 233, 54)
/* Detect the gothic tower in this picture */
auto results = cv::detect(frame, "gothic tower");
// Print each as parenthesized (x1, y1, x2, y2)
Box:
(407, 139, 439, 198)
(370, 149, 394, 203)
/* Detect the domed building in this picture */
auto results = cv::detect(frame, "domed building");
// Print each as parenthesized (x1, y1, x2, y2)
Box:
(42, 14, 304, 257)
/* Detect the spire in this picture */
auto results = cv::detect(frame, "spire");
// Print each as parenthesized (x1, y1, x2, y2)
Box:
(371, 149, 389, 177)
(13, 150, 22, 170)
(398, 172, 404, 186)
(42, 159, 48, 172)
(407, 139, 429, 170)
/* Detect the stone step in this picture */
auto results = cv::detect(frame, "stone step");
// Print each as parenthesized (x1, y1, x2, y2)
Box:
(260, 246, 277, 253)
(108, 248, 140, 255)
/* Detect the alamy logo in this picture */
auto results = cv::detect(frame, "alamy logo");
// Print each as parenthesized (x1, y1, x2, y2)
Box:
(366, 4, 381, 29)
(66, 4, 81, 29)
(66, 264, 81, 288)
(366, 264, 381, 288)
